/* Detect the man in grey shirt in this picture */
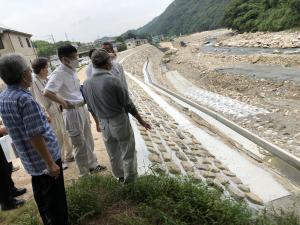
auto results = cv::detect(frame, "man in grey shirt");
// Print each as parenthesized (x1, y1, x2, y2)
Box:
(83, 49, 150, 183)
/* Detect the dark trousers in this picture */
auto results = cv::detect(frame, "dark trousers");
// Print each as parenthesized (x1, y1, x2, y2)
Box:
(32, 159, 68, 225)
(0, 147, 14, 204)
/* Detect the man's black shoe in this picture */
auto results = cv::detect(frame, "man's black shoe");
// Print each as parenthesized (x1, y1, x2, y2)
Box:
(1, 198, 25, 211)
(90, 165, 107, 173)
(10, 187, 27, 198)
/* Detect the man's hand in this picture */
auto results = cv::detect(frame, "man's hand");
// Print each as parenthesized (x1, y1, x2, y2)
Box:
(47, 162, 60, 178)
(139, 119, 151, 130)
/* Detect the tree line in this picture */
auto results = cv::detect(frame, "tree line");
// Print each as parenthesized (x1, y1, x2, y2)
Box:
(224, 0, 300, 32)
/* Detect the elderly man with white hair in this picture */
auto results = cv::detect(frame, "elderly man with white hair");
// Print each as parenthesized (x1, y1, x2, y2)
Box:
(83, 49, 151, 183)
(0, 53, 68, 224)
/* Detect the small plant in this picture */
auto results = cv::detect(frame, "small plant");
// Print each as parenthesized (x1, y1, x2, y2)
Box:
(66, 176, 102, 224)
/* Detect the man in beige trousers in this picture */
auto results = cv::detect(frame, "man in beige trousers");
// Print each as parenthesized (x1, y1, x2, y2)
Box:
(31, 57, 73, 169)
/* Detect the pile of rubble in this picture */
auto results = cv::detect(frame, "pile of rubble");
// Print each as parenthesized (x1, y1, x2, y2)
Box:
(217, 31, 300, 48)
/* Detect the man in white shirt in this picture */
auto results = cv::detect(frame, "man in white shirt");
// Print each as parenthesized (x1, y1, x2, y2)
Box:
(86, 48, 95, 80)
(31, 57, 73, 170)
(44, 44, 106, 176)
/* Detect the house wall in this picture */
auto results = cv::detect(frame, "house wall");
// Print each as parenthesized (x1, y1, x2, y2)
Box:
(0, 33, 14, 55)
(0, 32, 36, 64)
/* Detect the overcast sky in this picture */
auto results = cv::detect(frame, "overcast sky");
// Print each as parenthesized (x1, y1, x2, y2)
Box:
(0, 0, 173, 42)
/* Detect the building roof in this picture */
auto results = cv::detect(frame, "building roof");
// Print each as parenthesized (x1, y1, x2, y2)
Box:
(125, 38, 135, 43)
(0, 26, 32, 37)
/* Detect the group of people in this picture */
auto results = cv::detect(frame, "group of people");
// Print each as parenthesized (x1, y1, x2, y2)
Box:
(0, 43, 150, 224)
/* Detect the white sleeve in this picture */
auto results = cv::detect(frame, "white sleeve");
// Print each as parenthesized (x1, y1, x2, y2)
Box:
(44, 72, 63, 93)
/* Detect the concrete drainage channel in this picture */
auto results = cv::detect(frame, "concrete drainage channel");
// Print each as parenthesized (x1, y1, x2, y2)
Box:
(118, 50, 300, 212)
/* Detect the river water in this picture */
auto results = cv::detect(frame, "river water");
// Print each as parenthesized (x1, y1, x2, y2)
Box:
(201, 39, 300, 84)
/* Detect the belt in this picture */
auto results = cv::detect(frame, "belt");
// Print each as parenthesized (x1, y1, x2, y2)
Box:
(68, 101, 85, 109)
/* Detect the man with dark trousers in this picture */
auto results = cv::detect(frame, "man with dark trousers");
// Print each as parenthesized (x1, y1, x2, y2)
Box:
(0, 126, 26, 210)
(0, 53, 68, 224)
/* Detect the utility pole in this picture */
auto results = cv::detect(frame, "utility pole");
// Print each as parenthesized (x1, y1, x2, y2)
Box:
(65, 32, 69, 42)
(50, 34, 56, 44)
(49, 34, 56, 70)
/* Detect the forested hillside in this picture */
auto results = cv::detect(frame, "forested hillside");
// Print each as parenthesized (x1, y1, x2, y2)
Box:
(137, 0, 229, 36)
(224, 0, 300, 32)
(134, 0, 300, 36)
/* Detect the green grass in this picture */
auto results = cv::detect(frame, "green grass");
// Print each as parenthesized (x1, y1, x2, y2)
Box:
(0, 174, 299, 225)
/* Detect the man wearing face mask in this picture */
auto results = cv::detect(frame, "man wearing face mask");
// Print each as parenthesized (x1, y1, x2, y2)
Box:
(44, 44, 106, 177)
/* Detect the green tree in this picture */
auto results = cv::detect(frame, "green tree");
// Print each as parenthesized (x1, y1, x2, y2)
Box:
(32, 40, 56, 57)
(224, 0, 300, 32)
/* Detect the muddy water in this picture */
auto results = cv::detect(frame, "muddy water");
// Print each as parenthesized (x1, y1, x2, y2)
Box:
(201, 39, 300, 55)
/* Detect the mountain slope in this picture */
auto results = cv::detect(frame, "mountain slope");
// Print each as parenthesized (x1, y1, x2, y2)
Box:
(137, 0, 230, 36)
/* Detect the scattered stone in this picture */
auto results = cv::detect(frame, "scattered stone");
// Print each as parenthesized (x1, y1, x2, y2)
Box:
(201, 171, 216, 179)
(238, 185, 250, 193)
(171, 147, 180, 152)
(168, 142, 176, 146)
(181, 161, 194, 172)
(162, 152, 172, 162)
(149, 153, 161, 163)
(148, 147, 159, 154)
(202, 158, 212, 165)
(188, 172, 202, 181)
(143, 136, 151, 141)
(215, 175, 229, 185)
(176, 131, 186, 140)
(210, 167, 220, 173)
(188, 156, 198, 162)
(154, 139, 162, 144)
(157, 145, 167, 152)
(182, 148, 193, 155)
(145, 141, 153, 147)
(166, 162, 181, 174)
(223, 170, 236, 177)
(178, 143, 188, 150)
(209, 179, 224, 192)
(193, 150, 206, 157)
(195, 163, 211, 171)
(228, 185, 245, 201)
(246, 192, 264, 205)
(215, 163, 228, 171)
(176, 152, 188, 161)
(231, 177, 243, 185)
(214, 159, 222, 164)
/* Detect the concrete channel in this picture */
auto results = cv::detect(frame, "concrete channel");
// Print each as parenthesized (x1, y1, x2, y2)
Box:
(118, 48, 300, 212)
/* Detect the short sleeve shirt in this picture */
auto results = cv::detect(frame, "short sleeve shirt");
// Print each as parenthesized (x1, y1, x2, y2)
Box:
(44, 64, 84, 104)
(0, 86, 60, 176)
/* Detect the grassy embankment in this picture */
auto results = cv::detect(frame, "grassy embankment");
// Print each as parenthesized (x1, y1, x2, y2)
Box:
(0, 173, 299, 225)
